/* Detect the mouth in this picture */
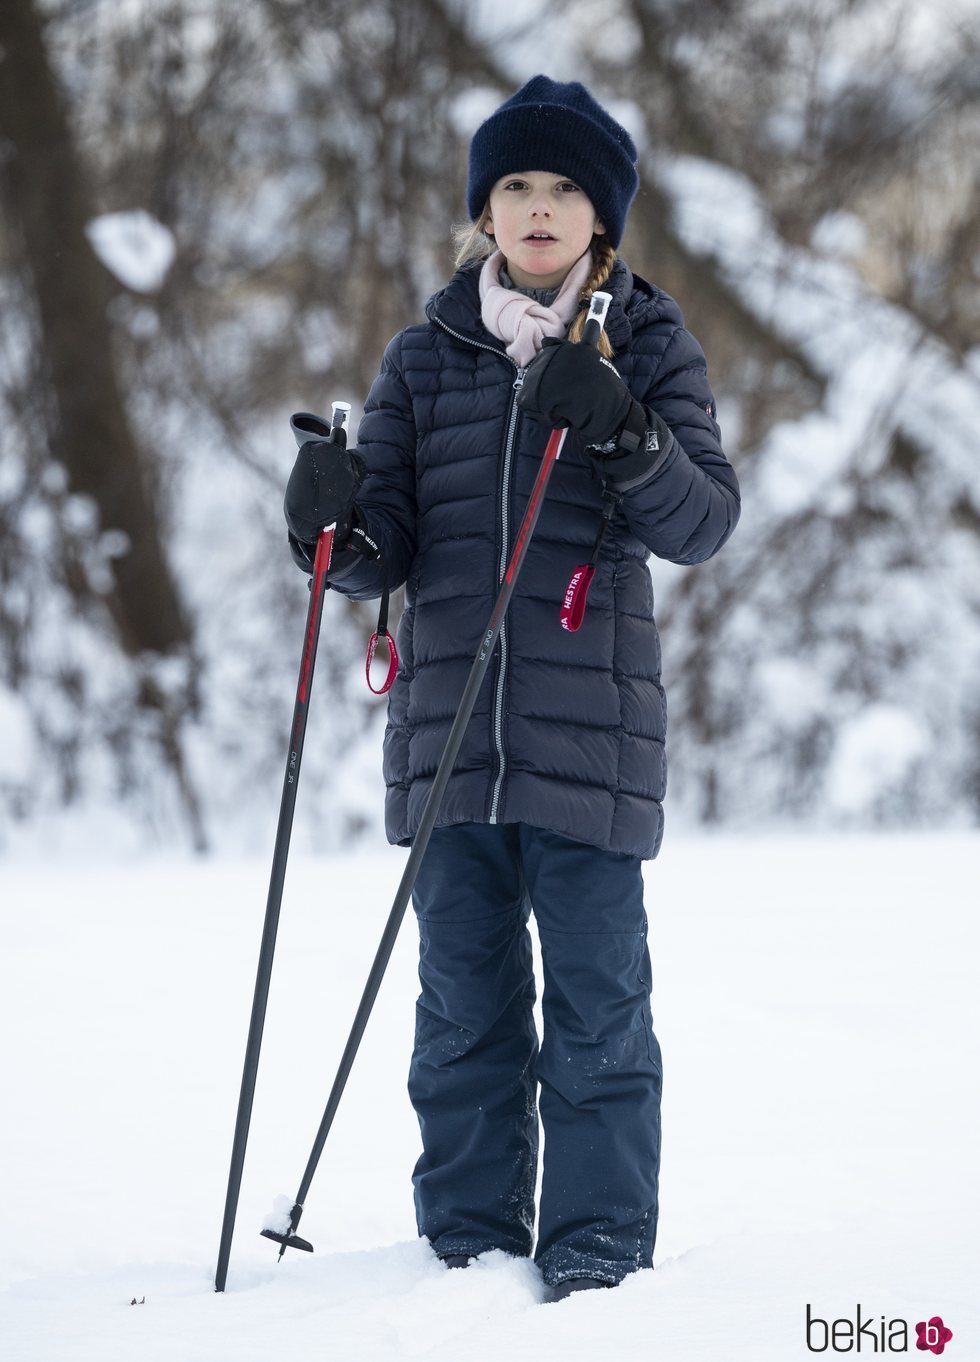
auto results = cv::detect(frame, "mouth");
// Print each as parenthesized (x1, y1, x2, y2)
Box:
(524, 231, 557, 245)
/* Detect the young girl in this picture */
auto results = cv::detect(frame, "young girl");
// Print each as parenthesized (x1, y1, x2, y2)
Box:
(284, 76, 740, 1301)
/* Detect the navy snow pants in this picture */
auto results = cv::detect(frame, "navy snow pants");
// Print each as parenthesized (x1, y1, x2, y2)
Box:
(408, 822, 663, 1287)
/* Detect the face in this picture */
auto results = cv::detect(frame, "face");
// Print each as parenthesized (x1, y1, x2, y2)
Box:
(485, 171, 604, 289)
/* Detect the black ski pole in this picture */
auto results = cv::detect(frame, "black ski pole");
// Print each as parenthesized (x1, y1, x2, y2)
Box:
(261, 291, 613, 1261)
(214, 400, 351, 1293)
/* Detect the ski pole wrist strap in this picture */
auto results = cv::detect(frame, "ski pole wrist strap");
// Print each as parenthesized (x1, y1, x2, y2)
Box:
(366, 587, 399, 694)
(559, 486, 622, 632)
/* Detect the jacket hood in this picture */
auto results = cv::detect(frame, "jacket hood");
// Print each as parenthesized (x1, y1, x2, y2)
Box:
(425, 256, 684, 353)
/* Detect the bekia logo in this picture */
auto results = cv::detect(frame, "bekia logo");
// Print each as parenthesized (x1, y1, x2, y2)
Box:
(806, 1305, 954, 1354)
(915, 1318, 954, 1354)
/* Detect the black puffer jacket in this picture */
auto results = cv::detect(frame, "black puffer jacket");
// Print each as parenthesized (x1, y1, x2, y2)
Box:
(328, 258, 740, 858)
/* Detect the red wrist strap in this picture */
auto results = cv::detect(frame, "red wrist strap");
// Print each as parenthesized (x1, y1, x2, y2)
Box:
(560, 563, 596, 632)
(366, 629, 399, 694)
(365, 587, 399, 693)
(559, 487, 622, 633)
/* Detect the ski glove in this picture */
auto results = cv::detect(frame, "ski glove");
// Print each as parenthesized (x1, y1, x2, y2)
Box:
(517, 337, 632, 445)
(284, 439, 379, 574)
(588, 402, 675, 491)
(284, 436, 365, 544)
(517, 337, 675, 490)
(287, 503, 380, 574)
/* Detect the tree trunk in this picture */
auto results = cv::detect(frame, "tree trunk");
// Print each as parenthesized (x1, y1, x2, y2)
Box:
(0, 0, 190, 658)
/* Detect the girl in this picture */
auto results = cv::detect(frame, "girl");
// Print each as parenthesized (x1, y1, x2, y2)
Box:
(284, 76, 740, 1301)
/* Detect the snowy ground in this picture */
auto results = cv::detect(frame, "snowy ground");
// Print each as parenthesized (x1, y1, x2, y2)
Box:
(1, 831, 977, 1361)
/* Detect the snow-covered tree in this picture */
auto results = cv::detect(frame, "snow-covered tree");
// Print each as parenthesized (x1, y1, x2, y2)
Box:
(0, 0, 976, 851)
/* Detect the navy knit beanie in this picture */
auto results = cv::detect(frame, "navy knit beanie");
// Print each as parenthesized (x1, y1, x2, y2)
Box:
(467, 75, 639, 249)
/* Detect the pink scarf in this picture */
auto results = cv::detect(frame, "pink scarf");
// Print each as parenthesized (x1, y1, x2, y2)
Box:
(479, 249, 592, 367)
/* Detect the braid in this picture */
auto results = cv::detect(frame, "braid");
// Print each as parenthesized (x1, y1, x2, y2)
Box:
(452, 221, 617, 354)
(567, 237, 617, 356)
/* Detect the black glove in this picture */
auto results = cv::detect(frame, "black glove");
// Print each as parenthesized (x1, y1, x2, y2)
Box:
(517, 337, 633, 445)
(284, 438, 366, 548)
(287, 504, 381, 574)
(588, 402, 675, 491)
(518, 338, 675, 491)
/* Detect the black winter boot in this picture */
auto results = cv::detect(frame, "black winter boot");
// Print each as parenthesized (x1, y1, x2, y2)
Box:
(440, 1254, 475, 1269)
(549, 1277, 617, 1302)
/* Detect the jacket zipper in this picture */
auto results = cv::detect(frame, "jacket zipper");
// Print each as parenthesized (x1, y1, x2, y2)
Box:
(489, 366, 527, 822)
(431, 314, 523, 824)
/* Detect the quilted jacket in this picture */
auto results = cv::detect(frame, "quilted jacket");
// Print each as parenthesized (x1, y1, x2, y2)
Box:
(328, 257, 740, 858)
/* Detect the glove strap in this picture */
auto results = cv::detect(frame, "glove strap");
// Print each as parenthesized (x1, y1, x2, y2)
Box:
(559, 487, 622, 633)
(615, 399, 648, 455)
(592, 401, 674, 491)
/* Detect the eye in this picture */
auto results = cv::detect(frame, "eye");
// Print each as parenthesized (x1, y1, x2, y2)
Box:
(558, 181, 581, 192)
(503, 179, 528, 191)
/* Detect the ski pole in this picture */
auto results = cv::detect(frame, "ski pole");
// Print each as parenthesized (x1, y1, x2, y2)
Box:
(261, 291, 613, 1262)
(214, 400, 351, 1293)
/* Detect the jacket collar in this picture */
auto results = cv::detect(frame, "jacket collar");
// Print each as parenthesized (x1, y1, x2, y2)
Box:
(425, 256, 676, 354)
(425, 260, 501, 351)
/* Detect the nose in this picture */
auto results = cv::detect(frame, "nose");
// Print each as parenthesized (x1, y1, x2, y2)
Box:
(528, 192, 552, 217)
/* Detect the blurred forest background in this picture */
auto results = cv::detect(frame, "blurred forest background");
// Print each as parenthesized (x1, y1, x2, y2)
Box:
(0, 0, 977, 855)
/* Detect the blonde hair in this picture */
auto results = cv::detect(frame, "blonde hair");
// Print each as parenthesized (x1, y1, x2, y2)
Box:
(452, 209, 617, 358)
(452, 205, 495, 268)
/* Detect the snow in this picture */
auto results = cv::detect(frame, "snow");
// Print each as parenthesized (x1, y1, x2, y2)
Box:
(825, 705, 930, 815)
(811, 211, 867, 261)
(260, 1194, 296, 1237)
(656, 153, 980, 512)
(0, 692, 34, 781)
(1, 832, 977, 1359)
(85, 211, 176, 294)
(754, 656, 832, 730)
(647, 146, 980, 829)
